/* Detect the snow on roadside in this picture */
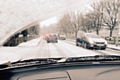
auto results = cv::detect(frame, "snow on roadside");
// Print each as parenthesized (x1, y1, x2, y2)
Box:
(18, 37, 42, 47)
(0, 51, 21, 65)
(107, 44, 120, 50)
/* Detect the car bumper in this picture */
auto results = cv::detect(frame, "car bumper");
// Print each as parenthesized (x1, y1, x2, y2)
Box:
(47, 39, 58, 42)
(90, 44, 107, 48)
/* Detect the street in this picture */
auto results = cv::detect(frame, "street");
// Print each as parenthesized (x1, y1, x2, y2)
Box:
(0, 38, 120, 63)
(63, 39, 120, 55)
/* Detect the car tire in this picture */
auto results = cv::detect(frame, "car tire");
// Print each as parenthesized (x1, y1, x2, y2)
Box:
(83, 42, 87, 48)
(76, 41, 79, 46)
(82, 42, 84, 47)
(101, 47, 106, 50)
(84, 42, 90, 49)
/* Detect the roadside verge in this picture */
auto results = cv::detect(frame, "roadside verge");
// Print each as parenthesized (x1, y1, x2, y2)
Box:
(18, 37, 42, 47)
(66, 39, 120, 51)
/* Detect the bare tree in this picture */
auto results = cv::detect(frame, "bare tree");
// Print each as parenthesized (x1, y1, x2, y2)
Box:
(89, 2, 104, 35)
(81, 12, 95, 33)
(41, 24, 57, 34)
(57, 11, 97, 38)
(69, 12, 83, 38)
(102, 0, 120, 37)
(57, 14, 71, 37)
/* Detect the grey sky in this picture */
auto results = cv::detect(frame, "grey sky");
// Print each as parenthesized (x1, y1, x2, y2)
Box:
(40, 0, 100, 26)
(0, 0, 100, 45)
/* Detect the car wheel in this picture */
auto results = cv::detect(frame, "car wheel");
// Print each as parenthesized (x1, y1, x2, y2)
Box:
(81, 42, 84, 47)
(82, 42, 86, 48)
(83, 42, 87, 48)
(101, 47, 106, 50)
(76, 41, 79, 46)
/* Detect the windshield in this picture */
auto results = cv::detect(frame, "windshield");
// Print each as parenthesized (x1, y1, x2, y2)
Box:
(86, 34, 101, 38)
(0, 0, 120, 65)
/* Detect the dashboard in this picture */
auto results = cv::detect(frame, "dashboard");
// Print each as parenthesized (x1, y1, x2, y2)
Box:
(0, 62, 120, 80)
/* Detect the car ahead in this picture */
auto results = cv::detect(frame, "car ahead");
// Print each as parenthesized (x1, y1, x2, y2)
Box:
(46, 34, 58, 43)
(76, 32, 107, 50)
(59, 34, 66, 40)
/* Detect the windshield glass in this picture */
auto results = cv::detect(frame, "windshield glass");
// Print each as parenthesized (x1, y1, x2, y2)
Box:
(0, 0, 120, 64)
(86, 34, 101, 38)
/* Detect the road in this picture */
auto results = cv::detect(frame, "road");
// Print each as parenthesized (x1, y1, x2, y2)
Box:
(0, 39, 120, 63)
(63, 40, 120, 55)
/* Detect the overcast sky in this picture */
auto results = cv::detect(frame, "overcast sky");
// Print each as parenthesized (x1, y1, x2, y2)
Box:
(0, 0, 100, 45)
(40, 0, 100, 27)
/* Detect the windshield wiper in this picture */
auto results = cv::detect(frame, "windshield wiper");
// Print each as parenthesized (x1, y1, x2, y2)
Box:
(11, 58, 63, 67)
(64, 55, 120, 62)
(0, 61, 12, 69)
(1, 55, 120, 69)
(0, 58, 63, 69)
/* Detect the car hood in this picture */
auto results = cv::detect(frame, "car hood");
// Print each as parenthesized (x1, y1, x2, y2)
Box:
(0, 53, 98, 65)
(0, 52, 21, 65)
(90, 38, 106, 42)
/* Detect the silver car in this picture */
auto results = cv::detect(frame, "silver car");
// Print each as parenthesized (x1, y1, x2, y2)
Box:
(76, 32, 107, 50)
(47, 34, 58, 43)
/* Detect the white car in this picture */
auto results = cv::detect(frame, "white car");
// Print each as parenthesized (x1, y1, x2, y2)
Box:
(59, 34, 66, 40)
(76, 33, 107, 50)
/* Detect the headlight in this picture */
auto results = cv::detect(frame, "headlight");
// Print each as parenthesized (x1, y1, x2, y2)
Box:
(89, 40, 95, 44)
(105, 41, 108, 45)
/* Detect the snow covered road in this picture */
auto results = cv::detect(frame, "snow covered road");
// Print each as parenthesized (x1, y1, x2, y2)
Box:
(0, 38, 120, 63)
